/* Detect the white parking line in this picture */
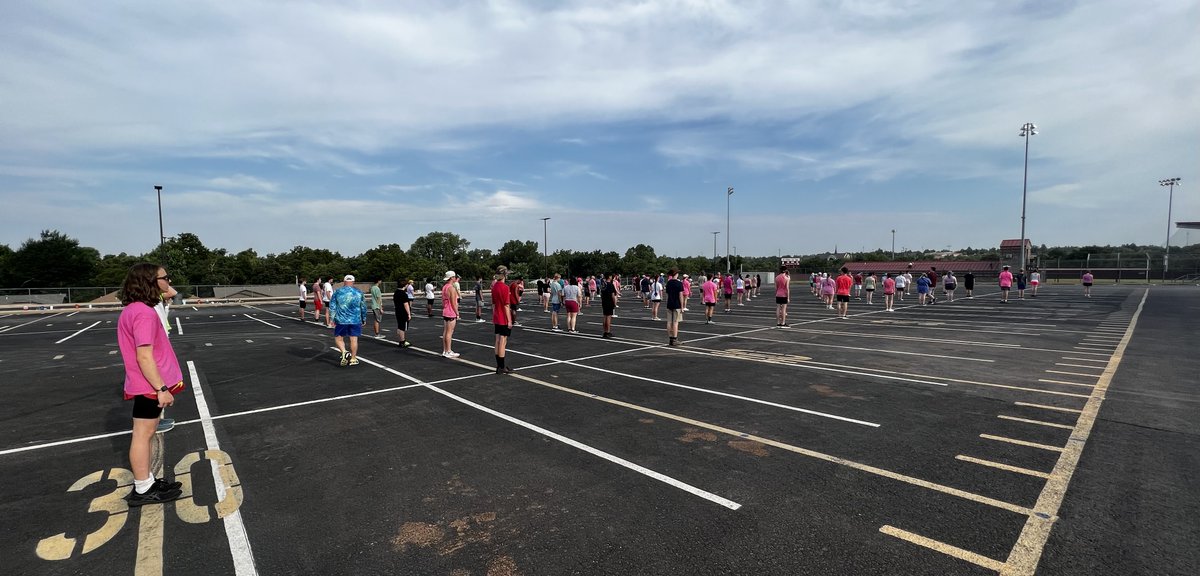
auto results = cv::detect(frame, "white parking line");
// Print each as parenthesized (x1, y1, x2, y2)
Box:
(186, 361, 258, 575)
(243, 314, 281, 329)
(55, 321, 101, 344)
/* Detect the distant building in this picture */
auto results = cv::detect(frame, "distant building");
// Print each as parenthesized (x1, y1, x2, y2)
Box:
(1000, 239, 1034, 270)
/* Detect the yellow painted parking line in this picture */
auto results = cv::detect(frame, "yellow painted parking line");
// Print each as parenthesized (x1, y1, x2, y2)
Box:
(979, 434, 1064, 452)
(997, 415, 1075, 430)
(507, 371, 1034, 517)
(1036, 379, 1095, 389)
(1043, 370, 1099, 378)
(1002, 288, 1148, 576)
(1014, 402, 1082, 414)
(880, 525, 1006, 572)
(956, 455, 1051, 479)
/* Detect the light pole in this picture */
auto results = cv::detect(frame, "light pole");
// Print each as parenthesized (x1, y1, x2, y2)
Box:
(712, 231, 720, 271)
(1160, 178, 1181, 280)
(891, 229, 896, 261)
(1018, 123, 1037, 273)
(726, 187, 734, 273)
(541, 217, 551, 276)
(154, 185, 165, 247)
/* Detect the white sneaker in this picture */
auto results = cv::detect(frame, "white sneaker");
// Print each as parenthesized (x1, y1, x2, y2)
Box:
(443, 351, 460, 358)
(552, 327, 562, 332)
(682, 308, 689, 312)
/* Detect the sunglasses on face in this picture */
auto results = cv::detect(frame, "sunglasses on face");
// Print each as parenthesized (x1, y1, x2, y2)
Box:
(156, 275, 171, 282)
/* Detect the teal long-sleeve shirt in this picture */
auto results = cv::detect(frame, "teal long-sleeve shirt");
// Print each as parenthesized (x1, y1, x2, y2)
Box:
(329, 286, 367, 325)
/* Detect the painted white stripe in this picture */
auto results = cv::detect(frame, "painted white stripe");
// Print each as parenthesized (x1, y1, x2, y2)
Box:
(1053, 363, 1104, 370)
(66, 311, 79, 317)
(1043, 370, 1098, 378)
(347, 352, 740, 509)
(1060, 357, 1107, 364)
(53, 354, 64, 360)
(423, 380, 742, 510)
(186, 361, 258, 576)
(0, 312, 63, 333)
(242, 314, 281, 329)
(997, 415, 1075, 430)
(956, 455, 1051, 478)
(55, 320, 101, 344)
(1014, 402, 1083, 414)
(175, 317, 183, 335)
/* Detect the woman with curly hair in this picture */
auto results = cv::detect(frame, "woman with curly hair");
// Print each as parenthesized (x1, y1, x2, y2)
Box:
(117, 263, 184, 506)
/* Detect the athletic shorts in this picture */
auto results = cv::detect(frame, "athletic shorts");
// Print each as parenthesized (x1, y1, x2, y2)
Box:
(565, 301, 580, 313)
(724, 292, 733, 299)
(865, 288, 874, 292)
(334, 323, 362, 337)
(314, 299, 323, 311)
(602, 304, 615, 316)
(131, 394, 164, 419)
(1083, 282, 1093, 287)
(373, 308, 383, 323)
(299, 300, 307, 309)
(1001, 286, 1011, 291)
(945, 284, 956, 291)
(836, 294, 850, 303)
(666, 309, 683, 323)
(443, 316, 457, 323)
(396, 317, 409, 331)
(897, 287, 906, 293)
(1031, 280, 1039, 285)
(705, 302, 716, 308)
(552, 303, 561, 312)
(494, 324, 512, 337)
(737, 289, 744, 294)
(427, 298, 435, 304)
(776, 297, 788, 304)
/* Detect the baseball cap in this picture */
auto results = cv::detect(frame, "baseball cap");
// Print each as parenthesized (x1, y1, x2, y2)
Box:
(344, 274, 355, 282)
(444, 270, 457, 280)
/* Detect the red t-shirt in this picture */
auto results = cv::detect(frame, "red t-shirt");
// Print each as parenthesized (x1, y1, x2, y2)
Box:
(492, 280, 511, 325)
(835, 274, 853, 296)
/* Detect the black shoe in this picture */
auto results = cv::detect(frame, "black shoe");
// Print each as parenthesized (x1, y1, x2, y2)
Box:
(153, 477, 183, 492)
(496, 366, 515, 374)
(602, 332, 612, 339)
(126, 483, 183, 507)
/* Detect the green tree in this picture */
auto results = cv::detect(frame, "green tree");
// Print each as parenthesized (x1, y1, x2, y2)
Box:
(7, 230, 99, 288)
(496, 240, 541, 271)
(356, 244, 410, 282)
(621, 244, 657, 276)
(93, 253, 140, 287)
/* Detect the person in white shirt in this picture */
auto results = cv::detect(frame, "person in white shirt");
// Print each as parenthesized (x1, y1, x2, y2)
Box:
(322, 278, 334, 327)
(424, 280, 436, 317)
(298, 278, 309, 321)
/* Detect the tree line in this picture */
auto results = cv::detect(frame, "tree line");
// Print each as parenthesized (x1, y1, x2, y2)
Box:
(1, 230, 1195, 289)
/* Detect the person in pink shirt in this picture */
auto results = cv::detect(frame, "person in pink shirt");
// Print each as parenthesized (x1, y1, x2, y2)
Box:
(681, 274, 692, 312)
(441, 271, 460, 357)
(820, 273, 836, 309)
(882, 273, 897, 312)
(722, 273, 735, 313)
(834, 267, 854, 318)
(999, 265, 1014, 303)
(1081, 270, 1094, 298)
(117, 263, 185, 506)
(702, 274, 719, 324)
(774, 267, 790, 327)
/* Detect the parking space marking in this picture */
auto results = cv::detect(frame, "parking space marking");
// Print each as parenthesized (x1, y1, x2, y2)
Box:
(497, 366, 1034, 516)
(1043, 370, 1098, 378)
(979, 434, 1064, 453)
(185, 361, 258, 575)
(242, 314, 281, 329)
(0, 312, 63, 333)
(54, 320, 102, 344)
(175, 317, 183, 335)
(1053, 363, 1104, 371)
(880, 525, 1006, 572)
(1013, 402, 1082, 414)
(1002, 289, 1149, 575)
(956, 455, 1051, 479)
(1059, 357, 1106, 364)
(53, 354, 64, 360)
(1036, 379, 1094, 389)
(997, 415, 1075, 430)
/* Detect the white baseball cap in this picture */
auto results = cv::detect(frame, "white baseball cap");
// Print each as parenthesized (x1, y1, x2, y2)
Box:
(343, 274, 355, 282)
(444, 270, 457, 280)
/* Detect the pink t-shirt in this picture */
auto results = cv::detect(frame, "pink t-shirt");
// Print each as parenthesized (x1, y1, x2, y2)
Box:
(883, 277, 896, 295)
(682, 279, 691, 294)
(702, 280, 718, 303)
(442, 282, 458, 318)
(775, 274, 789, 298)
(999, 271, 1013, 288)
(722, 276, 734, 294)
(821, 277, 836, 295)
(1082, 273, 1093, 284)
(118, 301, 183, 399)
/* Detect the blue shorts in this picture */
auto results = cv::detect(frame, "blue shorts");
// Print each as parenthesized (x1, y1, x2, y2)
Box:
(334, 323, 362, 337)
(552, 303, 561, 312)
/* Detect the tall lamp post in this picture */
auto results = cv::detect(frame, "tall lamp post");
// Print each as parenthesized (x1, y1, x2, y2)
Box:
(540, 217, 551, 275)
(154, 185, 165, 246)
(1160, 178, 1181, 280)
(891, 229, 896, 261)
(1018, 123, 1037, 272)
(711, 231, 720, 271)
(726, 187, 734, 273)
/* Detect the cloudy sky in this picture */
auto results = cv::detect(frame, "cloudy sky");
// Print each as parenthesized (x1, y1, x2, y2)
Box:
(2, 0, 1197, 259)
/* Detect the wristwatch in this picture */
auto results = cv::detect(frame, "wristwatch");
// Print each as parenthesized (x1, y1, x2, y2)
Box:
(157, 386, 169, 393)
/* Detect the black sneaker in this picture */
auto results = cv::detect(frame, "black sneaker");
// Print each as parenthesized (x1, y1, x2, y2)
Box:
(496, 366, 515, 374)
(602, 332, 612, 339)
(153, 477, 183, 492)
(126, 483, 183, 507)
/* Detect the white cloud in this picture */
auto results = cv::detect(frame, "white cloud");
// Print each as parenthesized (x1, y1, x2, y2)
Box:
(207, 174, 279, 193)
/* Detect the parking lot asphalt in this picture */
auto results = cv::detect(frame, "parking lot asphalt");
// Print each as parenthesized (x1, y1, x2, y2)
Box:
(1, 282, 1196, 575)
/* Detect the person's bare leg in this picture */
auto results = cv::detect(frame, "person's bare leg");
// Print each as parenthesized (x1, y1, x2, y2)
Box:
(349, 336, 358, 359)
(129, 417, 159, 481)
(334, 335, 346, 355)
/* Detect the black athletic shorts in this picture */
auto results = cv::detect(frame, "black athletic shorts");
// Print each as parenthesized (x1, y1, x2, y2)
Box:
(131, 394, 164, 419)
(494, 324, 512, 337)
(602, 304, 615, 316)
(836, 294, 850, 303)
(299, 300, 307, 309)
(776, 297, 788, 304)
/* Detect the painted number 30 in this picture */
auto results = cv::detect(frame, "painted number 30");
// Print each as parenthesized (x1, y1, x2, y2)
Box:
(36, 449, 243, 561)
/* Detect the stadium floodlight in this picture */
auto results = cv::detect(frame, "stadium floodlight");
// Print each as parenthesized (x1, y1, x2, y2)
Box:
(1159, 178, 1181, 280)
(1017, 123, 1038, 271)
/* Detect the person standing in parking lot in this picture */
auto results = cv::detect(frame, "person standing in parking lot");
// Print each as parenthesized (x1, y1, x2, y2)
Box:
(330, 275, 367, 366)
